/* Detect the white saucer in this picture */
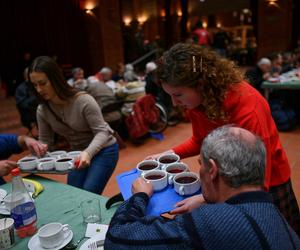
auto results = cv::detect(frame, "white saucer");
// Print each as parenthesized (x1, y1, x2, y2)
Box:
(0, 188, 7, 200)
(28, 230, 73, 250)
(79, 233, 104, 250)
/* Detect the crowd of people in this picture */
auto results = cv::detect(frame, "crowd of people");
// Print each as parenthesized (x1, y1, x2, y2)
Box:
(1, 42, 300, 247)
(245, 49, 300, 131)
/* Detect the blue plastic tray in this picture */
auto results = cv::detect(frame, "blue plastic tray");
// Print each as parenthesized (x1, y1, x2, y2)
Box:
(116, 168, 201, 216)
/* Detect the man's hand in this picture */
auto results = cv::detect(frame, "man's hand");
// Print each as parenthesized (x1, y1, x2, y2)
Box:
(0, 160, 17, 177)
(170, 194, 206, 215)
(19, 136, 48, 157)
(76, 151, 91, 169)
(132, 178, 153, 198)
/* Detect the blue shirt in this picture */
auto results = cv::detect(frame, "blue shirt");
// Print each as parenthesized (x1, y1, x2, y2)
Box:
(0, 134, 22, 160)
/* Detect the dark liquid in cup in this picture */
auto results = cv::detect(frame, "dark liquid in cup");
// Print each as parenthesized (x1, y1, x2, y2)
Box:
(176, 176, 197, 184)
(159, 158, 177, 164)
(145, 174, 164, 180)
(39, 159, 51, 162)
(139, 164, 157, 171)
(57, 158, 72, 162)
(21, 158, 35, 162)
(167, 168, 184, 174)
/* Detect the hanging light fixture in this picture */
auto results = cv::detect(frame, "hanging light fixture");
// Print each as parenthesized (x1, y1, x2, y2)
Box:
(267, 0, 280, 8)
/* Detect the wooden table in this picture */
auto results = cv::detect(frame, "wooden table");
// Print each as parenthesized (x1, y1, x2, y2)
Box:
(0, 175, 118, 249)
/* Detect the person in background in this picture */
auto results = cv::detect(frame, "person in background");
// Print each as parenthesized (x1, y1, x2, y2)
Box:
(192, 21, 211, 47)
(0, 134, 47, 185)
(213, 27, 229, 57)
(281, 52, 294, 73)
(112, 62, 125, 82)
(100, 67, 120, 93)
(269, 52, 283, 77)
(67, 67, 88, 90)
(15, 67, 39, 135)
(146, 43, 300, 235)
(85, 79, 126, 140)
(245, 57, 271, 93)
(28, 56, 119, 194)
(124, 64, 139, 82)
(105, 126, 300, 249)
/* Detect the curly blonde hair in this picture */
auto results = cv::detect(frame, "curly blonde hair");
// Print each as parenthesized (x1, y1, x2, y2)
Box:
(157, 43, 243, 121)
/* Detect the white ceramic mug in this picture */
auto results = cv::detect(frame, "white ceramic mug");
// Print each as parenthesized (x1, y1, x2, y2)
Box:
(3, 192, 25, 210)
(55, 157, 74, 171)
(136, 160, 160, 176)
(157, 153, 180, 170)
(165, 162, 189, 185)
(67, 151, 81, 159)
(38, 222, 71, 249)
(49, 150, 67, 159)
(0, 218, 15, 249)
(37, 157, 55, 171)
(142, 170, 168, 192)
(17, 157, 38, 171)
(173, 172, 200, 196)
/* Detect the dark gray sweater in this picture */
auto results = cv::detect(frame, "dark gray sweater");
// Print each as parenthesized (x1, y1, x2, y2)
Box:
(105, 191, 300, 249)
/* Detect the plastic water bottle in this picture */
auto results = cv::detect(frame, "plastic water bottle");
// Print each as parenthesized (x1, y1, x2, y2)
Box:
(10, 168, 37, 238)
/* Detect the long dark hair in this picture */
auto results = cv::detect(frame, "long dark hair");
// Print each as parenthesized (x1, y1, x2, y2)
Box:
(28, 56, 78, 103)
(156, 43, 243, 121)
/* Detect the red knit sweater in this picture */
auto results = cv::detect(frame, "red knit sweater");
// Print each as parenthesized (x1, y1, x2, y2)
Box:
(173, 81, 290, 189)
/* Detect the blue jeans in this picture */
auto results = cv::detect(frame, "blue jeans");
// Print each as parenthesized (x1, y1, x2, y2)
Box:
(67, 143, 119, 194)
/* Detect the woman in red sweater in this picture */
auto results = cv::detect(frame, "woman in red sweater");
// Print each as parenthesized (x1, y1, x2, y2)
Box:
(148, 43, 300, 234)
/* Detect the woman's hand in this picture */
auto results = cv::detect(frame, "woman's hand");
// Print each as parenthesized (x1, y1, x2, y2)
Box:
(169, 194, 206, 215)
(0, 160, 17, 177)
(22, 136, 48, 157)
(144, 150, 175, 160)
(76, 151, 91, 169)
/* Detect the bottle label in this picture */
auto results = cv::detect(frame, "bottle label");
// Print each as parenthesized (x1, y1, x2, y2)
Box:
(11, 202, 37, 229)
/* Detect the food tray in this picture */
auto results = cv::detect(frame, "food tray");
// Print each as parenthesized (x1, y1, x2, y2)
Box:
(20, 169, 72, 175)
(117, 168, 201, 216)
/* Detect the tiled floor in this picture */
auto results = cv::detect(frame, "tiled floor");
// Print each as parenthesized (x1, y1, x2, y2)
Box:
(1, 95, 300, 206)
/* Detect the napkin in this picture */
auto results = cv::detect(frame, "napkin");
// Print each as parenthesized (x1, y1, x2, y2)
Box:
(85, 223, 109, 239)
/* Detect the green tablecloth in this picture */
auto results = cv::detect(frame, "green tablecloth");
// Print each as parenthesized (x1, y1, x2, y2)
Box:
(261, 80, 300, 100)
(0, 175, 118, 249)
(261, 80, 300, 90)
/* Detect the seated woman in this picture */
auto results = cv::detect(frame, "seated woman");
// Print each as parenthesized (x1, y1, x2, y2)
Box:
(28, 56, 119, 194)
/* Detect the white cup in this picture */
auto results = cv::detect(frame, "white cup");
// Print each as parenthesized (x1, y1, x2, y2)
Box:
(38, 222, 71, 249)
(67, 151, 81, 159)
(49, 150, 67, 159)
(142, 170, 168, 192)
(173, 172, 200, 196)
(136, 160, 160, 176)
(3, 192, 25, 210)
(55, 157, 74, 171)
(165, 162, 189, 185)
(17, 157, 38, 171)
(157, 153, 180, 170)
(37, 157, 55, 171)
(0, 218, 15, 249)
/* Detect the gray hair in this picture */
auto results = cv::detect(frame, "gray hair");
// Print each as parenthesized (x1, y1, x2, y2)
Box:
(100, 67, 112, 74)
(257, 58, 271, 67)
(201, 126, 266, 188)
(71, 67, 83, 77)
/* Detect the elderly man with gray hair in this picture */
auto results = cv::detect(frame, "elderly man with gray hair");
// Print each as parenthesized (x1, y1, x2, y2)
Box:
(105, 126, 300, 249)
(245, 57, 271, 93)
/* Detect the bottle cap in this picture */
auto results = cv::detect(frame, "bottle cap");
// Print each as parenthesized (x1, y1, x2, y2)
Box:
(11, 168, 21, 176)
